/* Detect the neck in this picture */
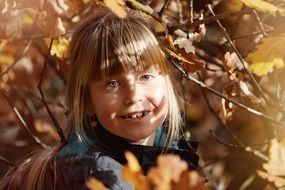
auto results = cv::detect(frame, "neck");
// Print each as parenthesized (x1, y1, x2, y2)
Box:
(130, 132, 156, 146)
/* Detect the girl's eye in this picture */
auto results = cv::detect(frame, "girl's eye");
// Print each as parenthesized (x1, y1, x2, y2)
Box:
(106, 80, 120, 89)
(140, 74, 154, 81)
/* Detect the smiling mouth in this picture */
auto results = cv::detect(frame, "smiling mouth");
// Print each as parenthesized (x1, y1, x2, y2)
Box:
(119, 111, 151, 120)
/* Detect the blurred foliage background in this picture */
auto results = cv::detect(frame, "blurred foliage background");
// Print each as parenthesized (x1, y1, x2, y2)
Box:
(1, 0, 285, 189)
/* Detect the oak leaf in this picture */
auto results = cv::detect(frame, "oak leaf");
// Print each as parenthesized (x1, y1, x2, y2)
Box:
(257, 170, 285, 188)
(264, 138, 285, 176)
(121, 151, 150, 190)
(257, 138, 285, 187)
(147, 154, 188, 190)
(246, 35, 285, 76)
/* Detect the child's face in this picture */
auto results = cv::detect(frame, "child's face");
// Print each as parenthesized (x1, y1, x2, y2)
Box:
(88, 66, 168, 142)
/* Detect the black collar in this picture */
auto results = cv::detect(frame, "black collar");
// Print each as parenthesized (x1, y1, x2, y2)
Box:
(92, 124, 199, 173)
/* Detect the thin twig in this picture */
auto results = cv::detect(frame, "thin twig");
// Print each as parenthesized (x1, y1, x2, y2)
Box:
(187, 0, 194, 23)
(170, 58, 281, 125)
(37, 40, 66, 143)
(198, 74, 244, 146)
(168, 10, 249, 31)
(231, 30, 273, 41)
(0, 155, 15, 167)
(207, 5, 267, 101)
(0, 40, 32, 78)
(0, 91, 49, 149)
(209, 130, 268, 161)
(158, 0, 172, 16)
(252, 9, 267, 36)
(176, 0, 183, 23)
(210, 130, 243, 148)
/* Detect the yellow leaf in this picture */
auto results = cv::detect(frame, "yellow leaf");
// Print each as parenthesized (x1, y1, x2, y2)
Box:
(86, 177, 109, 190)
(125, 151, 141, 172)
(23, 15, 34, 25)
(103, 0, 127, 18)
(121, 151, 150, 190)
(0, 54, 14, 65)
(50, 36, 69, 60)
(240, 0, 285, 16)
(147, 154, 188, 190)
(247, 35, 285, 76)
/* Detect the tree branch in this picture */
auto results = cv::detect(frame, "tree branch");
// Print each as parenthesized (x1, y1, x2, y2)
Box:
(207, 5, 267, 101)
(169, 58, 281, 125)
(37, 40, 66, 143)
(0, 91, 49, 149)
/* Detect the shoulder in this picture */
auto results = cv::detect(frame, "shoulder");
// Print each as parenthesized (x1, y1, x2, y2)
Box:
(57, 153, 133, 190)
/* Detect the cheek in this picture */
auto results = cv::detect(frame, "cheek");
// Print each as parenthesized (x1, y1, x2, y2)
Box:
(149, 78, 168, 106)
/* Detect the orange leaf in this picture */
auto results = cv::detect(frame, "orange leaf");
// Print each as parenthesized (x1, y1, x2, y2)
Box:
(86, 177, 109, 190)
(147, 154, 188, 190)
(121, 151, 150, 190)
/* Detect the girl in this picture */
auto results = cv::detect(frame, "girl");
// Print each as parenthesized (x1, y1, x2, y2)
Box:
(0, 8, 199, 190)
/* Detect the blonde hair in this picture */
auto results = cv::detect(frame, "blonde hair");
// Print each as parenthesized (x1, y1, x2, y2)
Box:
(66, 9, 183, 146)
(0, 8, 185, 190)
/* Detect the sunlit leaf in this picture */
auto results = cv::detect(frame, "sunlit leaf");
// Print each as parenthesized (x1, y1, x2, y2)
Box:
(147, 154, 188, 190)
(257, 170, 285, 188)
(257, 138, 285, 187)
(172, 171, 206, 190)
(50, 36, 69, 60)
(121, 151, 150, 190)
(23, 15, 33, 25)
(86, 177, 109, 190)
(165, 47, 205, 73)
(247, 35, 285, 76)
(264, 138, 285, 176)
(240, 0, 285, 16)
(173, 37, 195, 54)
(103, 0, 127, 18)
(0, 54, 14, 65)
(125, 151, 141, 172)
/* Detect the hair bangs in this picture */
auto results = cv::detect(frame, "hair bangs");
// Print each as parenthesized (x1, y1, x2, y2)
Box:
(88, 15, 167, 81)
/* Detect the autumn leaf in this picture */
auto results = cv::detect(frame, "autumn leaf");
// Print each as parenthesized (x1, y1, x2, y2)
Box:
(246, 35, 285, 76)
(257, 138, 285, 187)
(263, 138, 285, 176)
(121, 151, 150, 190)
(86, 177, 109, 190)
(147, 154, 188, 190)
(172, 171, 206, 190)
(165, 47, 205, 73)
(240, 0, 285, 16)
(103, 0, 127, 18)
(257, 170, 285, 188)
(174, 37, 195, 54)
(50, 36, 69, 60)
(0, 54, 14, 65)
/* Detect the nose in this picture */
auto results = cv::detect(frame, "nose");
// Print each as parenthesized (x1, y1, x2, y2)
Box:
(123, 82, 144, 105)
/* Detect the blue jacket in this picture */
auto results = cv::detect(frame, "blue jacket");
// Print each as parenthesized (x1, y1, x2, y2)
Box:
(56, 124, 199, 190)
